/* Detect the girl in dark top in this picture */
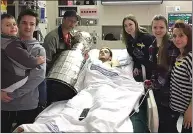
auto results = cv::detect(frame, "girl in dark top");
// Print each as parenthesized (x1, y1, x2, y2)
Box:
(122, 14, 156, 133)
(122, 14, 156, 82)
(149, 15, 179, 132)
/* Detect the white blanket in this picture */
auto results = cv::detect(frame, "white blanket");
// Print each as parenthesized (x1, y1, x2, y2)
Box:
(16, 60, 144, 132)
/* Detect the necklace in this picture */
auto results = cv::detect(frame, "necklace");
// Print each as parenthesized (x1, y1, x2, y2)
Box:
(176, 54, 184, 60)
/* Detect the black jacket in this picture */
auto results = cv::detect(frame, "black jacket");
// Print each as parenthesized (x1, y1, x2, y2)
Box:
(126, 33, 156, 79)
(151, 40, 179, 107)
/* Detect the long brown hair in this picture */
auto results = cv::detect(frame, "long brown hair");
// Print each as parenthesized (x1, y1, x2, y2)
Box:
(151, 15, 170, 70)
(122, 14, 148, 46)
(172, 20, 192, 56)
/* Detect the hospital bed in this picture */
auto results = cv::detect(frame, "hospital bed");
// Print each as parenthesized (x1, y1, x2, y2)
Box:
(14, 31, 159, 133)
(24, 50, 158, 133)
(88, 49, 159, 133)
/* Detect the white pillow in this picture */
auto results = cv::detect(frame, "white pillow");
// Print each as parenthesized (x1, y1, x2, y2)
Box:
(88, 49, 133, 66)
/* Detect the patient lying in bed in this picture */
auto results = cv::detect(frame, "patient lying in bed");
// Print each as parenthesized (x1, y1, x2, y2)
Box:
(16, 47, 144, 133)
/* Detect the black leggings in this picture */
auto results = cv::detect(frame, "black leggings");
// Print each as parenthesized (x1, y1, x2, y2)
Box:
(158, 106, 192, 133)
(1, 108, 38, 133)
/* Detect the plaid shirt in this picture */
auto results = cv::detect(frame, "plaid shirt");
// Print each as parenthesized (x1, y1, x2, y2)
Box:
(149, 40, 179, 107)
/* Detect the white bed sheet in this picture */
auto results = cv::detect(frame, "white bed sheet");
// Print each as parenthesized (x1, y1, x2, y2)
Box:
(15, 58, 144, 133)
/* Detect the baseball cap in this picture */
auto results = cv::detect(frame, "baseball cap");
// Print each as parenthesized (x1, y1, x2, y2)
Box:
(63, 10, 81, 21)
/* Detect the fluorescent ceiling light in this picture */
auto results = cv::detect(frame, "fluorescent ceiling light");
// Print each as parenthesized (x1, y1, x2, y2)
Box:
(101, 1, 163, 5)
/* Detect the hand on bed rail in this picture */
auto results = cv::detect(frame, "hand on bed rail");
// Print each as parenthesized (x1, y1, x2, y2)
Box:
(84, 52, 89, 60)
(144, 80, 153, 89)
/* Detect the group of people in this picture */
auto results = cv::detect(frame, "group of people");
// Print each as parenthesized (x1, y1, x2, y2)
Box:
(121, 14, 192, 133)
(1, 8, 192, 133)
(1, 9, 82, 133)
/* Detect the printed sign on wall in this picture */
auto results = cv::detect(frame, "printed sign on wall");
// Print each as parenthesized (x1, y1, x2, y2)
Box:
(79, 8, 97, 16)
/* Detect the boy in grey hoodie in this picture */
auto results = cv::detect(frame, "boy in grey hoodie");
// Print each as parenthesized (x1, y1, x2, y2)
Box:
(1, 13, 45, 92)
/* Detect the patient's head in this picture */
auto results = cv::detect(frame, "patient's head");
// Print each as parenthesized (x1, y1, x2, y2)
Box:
(98, 47, 112, 62)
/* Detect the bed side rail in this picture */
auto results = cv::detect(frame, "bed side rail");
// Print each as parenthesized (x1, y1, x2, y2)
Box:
(141, 65, 159, 133)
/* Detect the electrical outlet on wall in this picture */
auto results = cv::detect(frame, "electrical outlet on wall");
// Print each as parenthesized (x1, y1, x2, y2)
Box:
(175, 6, 180, 11)
(86, 20, 89, 25)
(81, 18, 98, 26)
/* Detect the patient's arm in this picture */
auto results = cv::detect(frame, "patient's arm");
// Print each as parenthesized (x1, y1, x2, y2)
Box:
(74, 59, 91, 92)
(74, 68, 86, 92)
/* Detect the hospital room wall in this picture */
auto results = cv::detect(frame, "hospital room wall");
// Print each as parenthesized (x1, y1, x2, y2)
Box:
(98, 1, 192, 49)
(46, 1, 192, 49)
(99, 1, 192, 25)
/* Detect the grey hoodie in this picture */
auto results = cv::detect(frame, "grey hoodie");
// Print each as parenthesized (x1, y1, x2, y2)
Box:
(1, 35, 41, 89)
(1, 39, 46, 111)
